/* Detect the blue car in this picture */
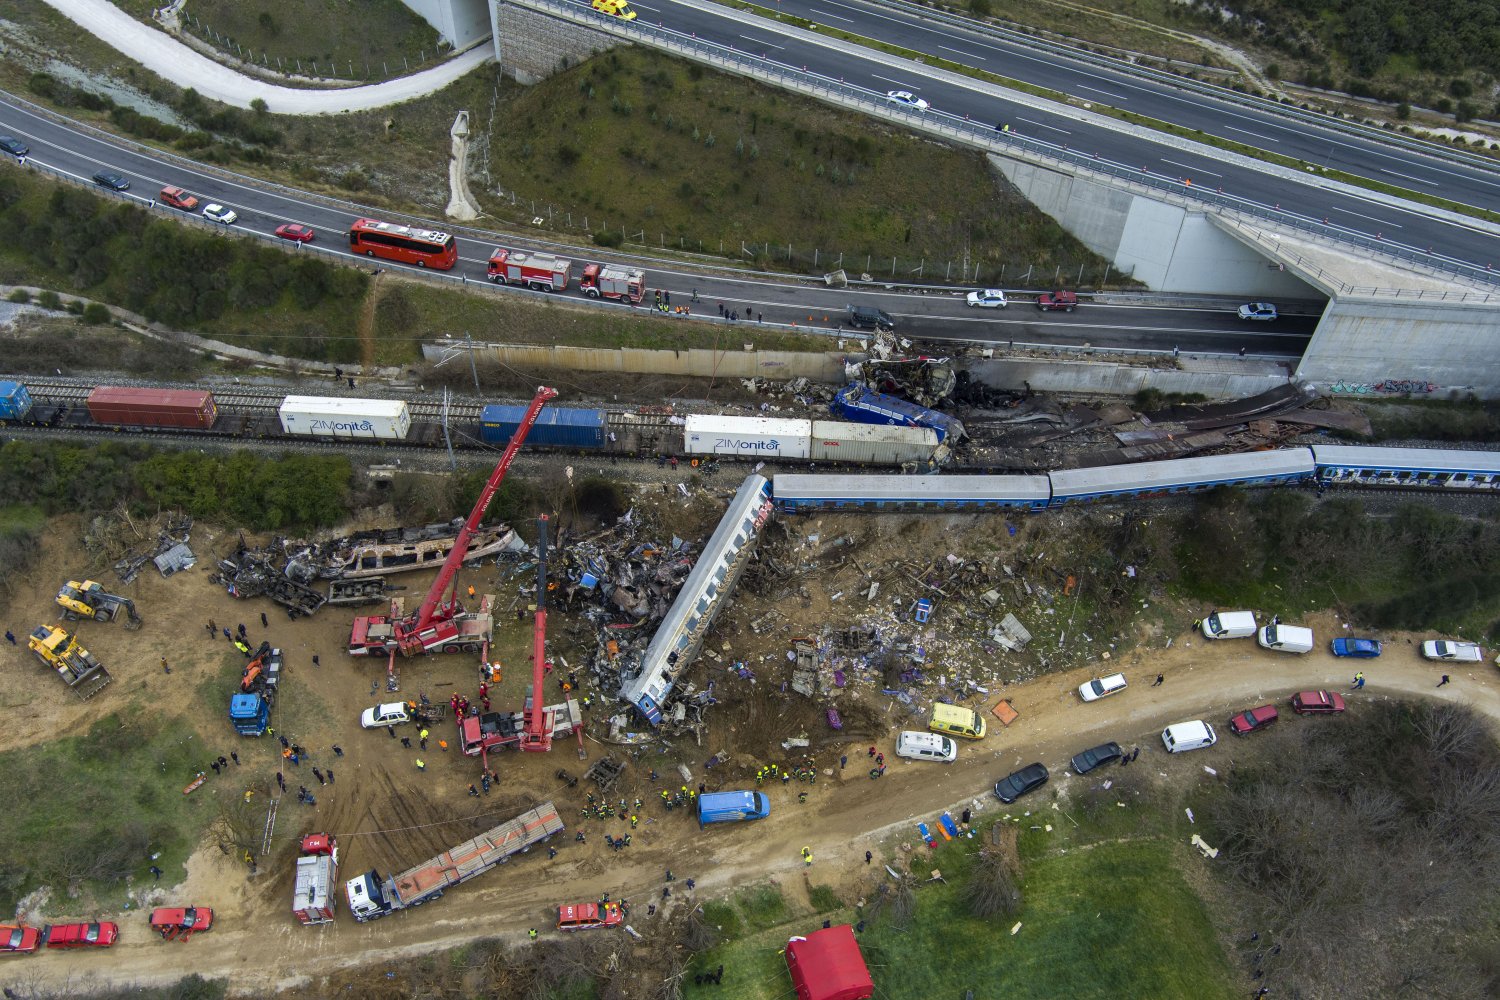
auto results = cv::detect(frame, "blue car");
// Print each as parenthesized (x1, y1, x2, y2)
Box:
(1330, 637, 1382, 658)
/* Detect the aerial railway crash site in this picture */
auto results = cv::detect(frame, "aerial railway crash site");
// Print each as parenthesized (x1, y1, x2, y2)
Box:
(1, 361, 1498, 994)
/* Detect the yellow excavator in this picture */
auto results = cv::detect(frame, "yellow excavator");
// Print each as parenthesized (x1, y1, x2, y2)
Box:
(28, 625, 113, 699)
(56, 580, 141, 629)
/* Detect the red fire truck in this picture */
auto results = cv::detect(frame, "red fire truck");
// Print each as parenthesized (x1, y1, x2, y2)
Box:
(557, 901, 624, 931)
(487, 249, 572, 291)
(579, 263, 645, 303)
(292, 834, 339, 926)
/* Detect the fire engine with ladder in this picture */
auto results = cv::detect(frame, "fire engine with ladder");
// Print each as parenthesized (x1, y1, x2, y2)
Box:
(458, 513, 582, 768)
(347, 387, 558, 688)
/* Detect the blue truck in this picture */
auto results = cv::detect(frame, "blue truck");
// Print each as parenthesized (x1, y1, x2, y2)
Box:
(0, 381, 33, 422)
(229, 645, 281, 736)
(697, 791, 771, 827)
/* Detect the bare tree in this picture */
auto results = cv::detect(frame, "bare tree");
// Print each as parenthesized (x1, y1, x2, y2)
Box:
(867, 873, 919, 929)
(961, 848, 1022, 919)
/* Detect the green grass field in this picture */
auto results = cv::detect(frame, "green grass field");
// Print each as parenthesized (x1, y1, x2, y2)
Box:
(0, 706, 217, 913)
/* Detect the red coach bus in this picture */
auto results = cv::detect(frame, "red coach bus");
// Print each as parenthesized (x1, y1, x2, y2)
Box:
(348, 218, 458, 270)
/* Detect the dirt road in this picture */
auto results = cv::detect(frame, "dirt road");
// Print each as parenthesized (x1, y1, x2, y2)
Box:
(7, 582, 1492, 996)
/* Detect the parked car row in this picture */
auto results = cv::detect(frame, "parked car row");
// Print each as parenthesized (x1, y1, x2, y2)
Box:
(1199, 609, 1483, 664)
(0, 908, 211, 955)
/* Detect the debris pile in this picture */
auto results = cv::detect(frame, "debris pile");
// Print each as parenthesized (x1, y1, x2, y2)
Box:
(211, 539, 327, 618)
(80, 508, 195, 584)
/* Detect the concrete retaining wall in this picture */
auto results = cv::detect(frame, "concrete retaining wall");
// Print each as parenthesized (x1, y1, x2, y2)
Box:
(490, 0, 618, 84)
(424, 339, 848, 381)
(1298, 297, 1500, 398)
(407, 0, 493, 49)
(967, 356, 1291, 398)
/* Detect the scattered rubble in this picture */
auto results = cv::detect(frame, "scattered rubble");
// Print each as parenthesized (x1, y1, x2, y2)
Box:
(80, 508, 194, 585)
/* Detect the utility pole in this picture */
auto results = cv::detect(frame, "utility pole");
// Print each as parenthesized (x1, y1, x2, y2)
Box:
(464, 331, 481, 395)
(441, 387, 456, 471)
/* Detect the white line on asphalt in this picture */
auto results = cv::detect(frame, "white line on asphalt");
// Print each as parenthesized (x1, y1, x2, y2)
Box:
(739, 36, 784, 49)
(872, 75, 914, 88)
(937, 45, 987, 61)
(1076, 85, 1129, 102)
(1016, 117, 1070, 134)
(1160, 159, 1222, 178)
(1379, 167, 1439, 187)
(1221, 125, 1279, 143)
(809, 8, 855, 22)
(1331, 206, 1402, 228)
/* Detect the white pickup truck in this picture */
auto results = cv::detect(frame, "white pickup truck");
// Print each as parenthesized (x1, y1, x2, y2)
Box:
(1421, 640, 1484, 663)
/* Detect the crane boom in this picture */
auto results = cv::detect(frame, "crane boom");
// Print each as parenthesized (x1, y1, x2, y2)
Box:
(521, 513, 553, 752)
(413, 387, 558, 630)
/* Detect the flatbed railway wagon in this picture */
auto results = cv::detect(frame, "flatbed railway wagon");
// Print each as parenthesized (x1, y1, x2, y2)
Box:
(344, 803, 563, 921)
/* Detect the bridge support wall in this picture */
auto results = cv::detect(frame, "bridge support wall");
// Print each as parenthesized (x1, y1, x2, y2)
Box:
(1297, 297, 1500, 398)
(490, 0, 618, 84)
(990, 156, 1319, 298)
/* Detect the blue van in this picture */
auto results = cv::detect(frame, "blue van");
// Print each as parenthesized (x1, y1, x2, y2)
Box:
(697, 791, 771, 827)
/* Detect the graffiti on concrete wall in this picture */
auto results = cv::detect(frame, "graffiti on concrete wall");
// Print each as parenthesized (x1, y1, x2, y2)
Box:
(1330, 379, 1439, 395)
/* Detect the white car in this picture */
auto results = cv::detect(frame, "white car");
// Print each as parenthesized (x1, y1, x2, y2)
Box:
(1237, 302, 1277, 321)
(202, 203, 238, 225)
(965, 289, 1008, 309)
(1078, 672, 1128, 702)
(360, 702, 411, 728)
(1421, 640, 1484, 663)
(885, 90, 930, 111)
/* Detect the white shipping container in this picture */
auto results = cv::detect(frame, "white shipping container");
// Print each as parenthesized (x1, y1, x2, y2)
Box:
(684, 415, 810, 460)
(279, 396, 412, 440)
(810, 421, 939, 465)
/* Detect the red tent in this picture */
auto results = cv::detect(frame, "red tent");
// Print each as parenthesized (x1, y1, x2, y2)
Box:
(785, 924, 874, 1000)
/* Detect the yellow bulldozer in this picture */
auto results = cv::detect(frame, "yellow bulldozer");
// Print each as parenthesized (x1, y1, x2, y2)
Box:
(56, 580, 141, 629)
(28, 625, 113, 699)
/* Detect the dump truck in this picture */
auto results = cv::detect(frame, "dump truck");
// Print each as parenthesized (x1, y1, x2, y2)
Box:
(229, 644, 281, 736)
(486, 248, 571, 291)
(344, 803, 563, 922)
(293, 834, 339, 926)
(28, 625, 112, 699)
(55, 580, 141, 628)
(578, 263, 645, 303)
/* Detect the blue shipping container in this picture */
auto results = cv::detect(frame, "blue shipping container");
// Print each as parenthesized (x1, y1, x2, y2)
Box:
(0, 381, 33, 421)
(479, 405, 606, 449)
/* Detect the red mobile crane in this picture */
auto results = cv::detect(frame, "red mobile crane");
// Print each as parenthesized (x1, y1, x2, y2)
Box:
(348, 386, 558, 659)
(458, 513, 581, 765)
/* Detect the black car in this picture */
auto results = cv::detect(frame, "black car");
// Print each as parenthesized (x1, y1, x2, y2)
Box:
(0, 135, 29, 158)
(1070, 741, 1123, 775)
(993, 762, 1049, 804)
(91, 171, 130, 191)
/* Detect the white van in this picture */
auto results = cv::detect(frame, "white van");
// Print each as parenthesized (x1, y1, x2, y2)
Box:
(895, 731, 958, 763)
(1201, 610, 1257, 639)
(1257, 623, 1314, 654)
(1161, 720, 1217, 754)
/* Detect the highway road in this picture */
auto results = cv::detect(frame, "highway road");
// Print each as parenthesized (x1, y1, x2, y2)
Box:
(637, 0, 1500, 273)
(0, 89, 1316, 358)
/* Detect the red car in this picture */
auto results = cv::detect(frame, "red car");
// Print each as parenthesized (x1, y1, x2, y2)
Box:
(274, 223, 316, 243)
(1036, 290, 1077, 312)
(43, 921, 118, 949)
(158, 186, 200, 211)
(149, 906, 214, 941)
(0, 924, 41, 955)
(1228, 704, 1278, 735)
(1290, 690, 1346, 715)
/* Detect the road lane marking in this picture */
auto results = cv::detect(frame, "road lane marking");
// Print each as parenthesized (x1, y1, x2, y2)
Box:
(1222, 125, 1279, 143)
(937, 45, 987, 62)
(1160, 159, 1222, 178)
(1330, 206, 1402, 228)
(1077, 84, 1129, 102)
(1016, 117, 1070, 134)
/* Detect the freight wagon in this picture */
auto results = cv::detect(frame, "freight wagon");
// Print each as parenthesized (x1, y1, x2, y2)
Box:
(278, 397, 412, 441)
(809, 420, 940, 466)
(0, 381, 32, 421)
(87, 387, 217, 429)
(684, 415, 812, 461)
(480, 405, 606, 449)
